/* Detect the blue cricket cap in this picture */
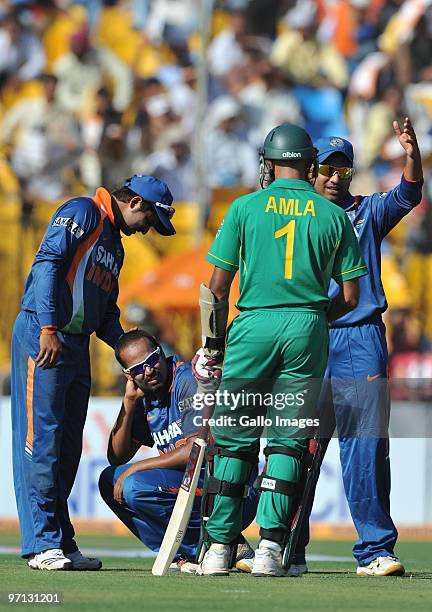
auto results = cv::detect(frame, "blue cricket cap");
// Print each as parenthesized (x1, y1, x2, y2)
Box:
(124, 175, 176, 236)
(314, 137, 354, 165)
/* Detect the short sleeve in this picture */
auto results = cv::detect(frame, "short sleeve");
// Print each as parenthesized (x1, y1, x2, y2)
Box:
(174, 366, 199, 438)
(332, 214, 368, 282)
(206, 201, 240, 272)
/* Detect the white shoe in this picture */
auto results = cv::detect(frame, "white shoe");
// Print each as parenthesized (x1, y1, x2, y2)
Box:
(287, 563, 308, 577)
(252, 544, 287, 577)
(27, 548, 72, 571)
(235, 540, 255, 573)
(356, 556, 405, 577)
(66, 550, 102, 571)
(197, 543, 230, 576)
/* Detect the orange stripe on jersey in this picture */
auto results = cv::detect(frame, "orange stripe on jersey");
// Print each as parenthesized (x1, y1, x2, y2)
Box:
(162, 486, 203, 496)
(169, 361, 184, 392)
(26, 357, 35, 451)
(93, 187, 115, 224)
(66, 213, 105, 291)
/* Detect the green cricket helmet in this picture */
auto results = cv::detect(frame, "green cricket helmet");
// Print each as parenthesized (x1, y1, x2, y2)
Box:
(259, 123, 318, 188)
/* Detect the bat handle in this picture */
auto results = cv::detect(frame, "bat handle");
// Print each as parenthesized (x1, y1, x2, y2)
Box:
(197, 398, 215, 441)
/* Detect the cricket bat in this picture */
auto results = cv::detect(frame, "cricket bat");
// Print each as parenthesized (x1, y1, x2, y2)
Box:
(282, 437, 324, 570)
(151, 437, 207, 576)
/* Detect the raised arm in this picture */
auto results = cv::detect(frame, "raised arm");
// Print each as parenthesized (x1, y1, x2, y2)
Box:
(393, 117, 423, 183)
(373, 118, 424, 238)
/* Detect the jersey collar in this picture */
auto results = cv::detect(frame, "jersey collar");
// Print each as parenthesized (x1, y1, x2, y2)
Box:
(93, 187, 115, 225)
(342, 192, 363, 211)
(270, 178, 315, 191)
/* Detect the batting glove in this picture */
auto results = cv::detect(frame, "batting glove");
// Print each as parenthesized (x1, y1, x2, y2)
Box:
(191, 348, 223, 383)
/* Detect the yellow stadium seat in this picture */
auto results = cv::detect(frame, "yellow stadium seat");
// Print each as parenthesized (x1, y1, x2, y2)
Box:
(381, 254, 411, 310)
(208, 186, 250, 234)
(145, 201, 203, 257)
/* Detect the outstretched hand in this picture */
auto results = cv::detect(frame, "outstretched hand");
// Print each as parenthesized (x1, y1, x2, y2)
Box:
(393, 117, 420, 159)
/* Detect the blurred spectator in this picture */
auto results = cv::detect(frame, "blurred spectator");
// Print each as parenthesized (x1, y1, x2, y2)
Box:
(399, 7, 432, 84)
(208, 7, 248, 78)
(145, 0, 198, 44)
(79, 86, 122, 190)
(53, 25, 132, 117)
(167, 63, 197, 134)
(361, 86, 403, 168)
(388, 308, 431, 356)
(318, 0, 379, 73)
(271, 0, 349, 90)
(133, 124, 195, 202)
(376, 0, 405, 36)
(98, 120, 131, 190)
(0, 9, 45, 90)
(243, 0, 285, 40)
(205, 95, 257, 188)
(1, 73, 81, 203)
(238, 60, 302, 148)
(81, 86, 119, 151)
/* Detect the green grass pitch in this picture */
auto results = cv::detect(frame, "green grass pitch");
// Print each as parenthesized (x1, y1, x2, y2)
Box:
(1, 534, 431, 611)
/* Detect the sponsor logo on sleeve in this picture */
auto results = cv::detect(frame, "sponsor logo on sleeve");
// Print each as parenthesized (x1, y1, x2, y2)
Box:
(53, 216, 84, 238)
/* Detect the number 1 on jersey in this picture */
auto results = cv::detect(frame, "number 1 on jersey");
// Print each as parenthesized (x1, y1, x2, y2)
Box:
(275, 220, 296, 279)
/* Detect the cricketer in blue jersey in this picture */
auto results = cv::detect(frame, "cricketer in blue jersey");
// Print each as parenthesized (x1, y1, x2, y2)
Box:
(11, 175, 176, 571)
(99, 330, 258, 573)
(291, 118, 423, 577)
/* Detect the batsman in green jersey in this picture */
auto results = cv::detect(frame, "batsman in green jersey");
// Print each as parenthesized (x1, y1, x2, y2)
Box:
(196, 124, 367, 577)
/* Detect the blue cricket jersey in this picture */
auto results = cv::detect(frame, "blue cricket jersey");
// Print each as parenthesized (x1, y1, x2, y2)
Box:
(330, 175, 423, 326)
(131, 357, 199, 454)
(21, 188, 124, 347)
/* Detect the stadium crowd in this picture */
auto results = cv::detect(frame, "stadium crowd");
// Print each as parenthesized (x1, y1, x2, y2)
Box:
(0, 0, 431, 394)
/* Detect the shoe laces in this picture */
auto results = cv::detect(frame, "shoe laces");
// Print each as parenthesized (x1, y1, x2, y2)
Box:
(48, 549, 66, 558)
(373, 556, 398, 567)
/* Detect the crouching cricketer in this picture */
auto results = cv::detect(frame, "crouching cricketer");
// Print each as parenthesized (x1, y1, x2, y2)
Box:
(99, 329, 258, 572)
(195, 123, 367, 577)
(11, 175, 176, 571)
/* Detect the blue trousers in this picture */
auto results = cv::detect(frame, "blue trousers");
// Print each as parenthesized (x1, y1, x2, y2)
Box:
(99, 464, 259, 560)
(11, 311, 91, 557)
(295, 321, 397, 566)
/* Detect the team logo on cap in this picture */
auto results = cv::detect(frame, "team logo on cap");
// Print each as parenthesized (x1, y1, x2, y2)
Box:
(330, 138, 345, 147)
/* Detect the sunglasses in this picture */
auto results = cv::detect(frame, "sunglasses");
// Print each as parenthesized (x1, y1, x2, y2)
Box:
(122, 347, 161, 375)
(318, 165, 354, 180)
(155, 201, 175, 219)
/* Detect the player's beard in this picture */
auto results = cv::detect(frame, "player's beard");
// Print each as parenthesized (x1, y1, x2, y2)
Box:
(111, 196, 134, 235)
(134, 373, 164, 395)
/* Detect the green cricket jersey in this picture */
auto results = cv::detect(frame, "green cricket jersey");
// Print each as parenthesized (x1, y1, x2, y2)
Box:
(207, 178, 367, 310)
